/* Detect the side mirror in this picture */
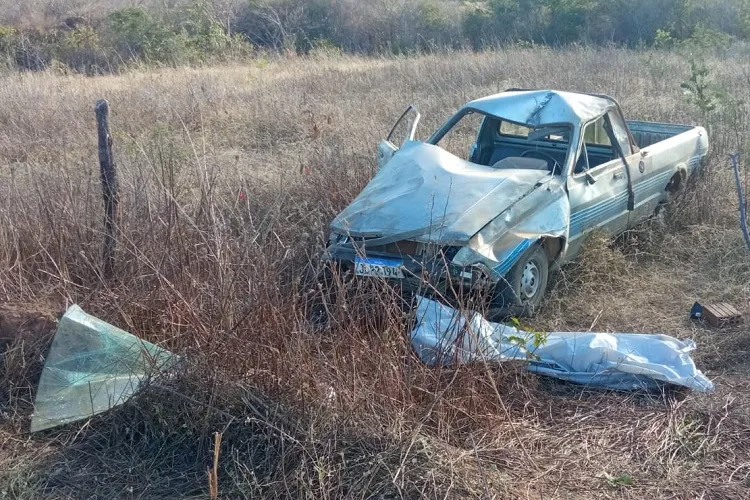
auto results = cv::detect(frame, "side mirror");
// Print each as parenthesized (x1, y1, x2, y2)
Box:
(585, 171, 596, 185)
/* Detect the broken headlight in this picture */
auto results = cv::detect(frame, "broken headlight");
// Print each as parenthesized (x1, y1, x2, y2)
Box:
(449, 261, 491, 284)
(441, 245, 461, 261)
(328, 232, 349, 246)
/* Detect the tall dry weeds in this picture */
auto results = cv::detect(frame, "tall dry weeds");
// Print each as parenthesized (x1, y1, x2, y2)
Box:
(1, 47, 750, 498)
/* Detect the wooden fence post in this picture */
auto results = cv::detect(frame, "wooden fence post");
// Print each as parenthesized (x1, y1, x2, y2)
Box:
(96, 99, 119, 279)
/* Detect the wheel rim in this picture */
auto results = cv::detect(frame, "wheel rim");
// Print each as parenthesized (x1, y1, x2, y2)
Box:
(520, 260, 540, 301)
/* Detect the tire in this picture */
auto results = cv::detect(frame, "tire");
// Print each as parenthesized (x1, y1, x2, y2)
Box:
(665, 170, 687, 201)
(492, 245, 549, 317)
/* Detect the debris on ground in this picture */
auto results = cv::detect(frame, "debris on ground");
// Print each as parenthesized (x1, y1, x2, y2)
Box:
(702, 303, 742, 328)
(30, 305, 179, 432)
(690, 302, 703, 319)
(411, 296, 714, 392)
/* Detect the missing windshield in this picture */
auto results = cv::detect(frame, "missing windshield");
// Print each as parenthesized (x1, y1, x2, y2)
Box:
(431, 110, 571, 174)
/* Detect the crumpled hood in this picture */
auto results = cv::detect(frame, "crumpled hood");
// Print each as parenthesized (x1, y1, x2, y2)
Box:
(331, 142, 551, 243)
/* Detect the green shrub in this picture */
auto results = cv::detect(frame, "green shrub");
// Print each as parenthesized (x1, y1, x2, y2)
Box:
(543, 0, 598, 43)
(462, 3, 495, 50)
(653, 28, 675, 49)
(742, 1, 750, 39)
(0, 25, 16, 50)
(56, 25, 107, 72)
(178, 2, 233, 59)
(681, 57, 717, 118)
(0, 25, 17, 70)
(108, 8, 185, 64)
(685, 24, 732, 49)
(308, 38, 343, 58)
(414, 0, 459, 49)
(107, 3, 238, 66)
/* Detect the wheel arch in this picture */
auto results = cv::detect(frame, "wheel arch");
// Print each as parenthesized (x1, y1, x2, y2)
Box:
(666, 165, 688, 194)
(540, 236, 566, 265)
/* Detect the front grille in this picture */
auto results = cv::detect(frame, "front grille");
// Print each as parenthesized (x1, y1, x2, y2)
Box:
(378, 240, 420, 256)
(365, 240, 461, 262)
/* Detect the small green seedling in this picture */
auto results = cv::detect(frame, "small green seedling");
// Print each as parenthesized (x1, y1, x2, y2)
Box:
(600, 472, 635, 488)
(507, 317, 548, 360)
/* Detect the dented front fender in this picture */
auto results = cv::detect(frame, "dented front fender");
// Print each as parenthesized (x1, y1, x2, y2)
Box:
(452, 179, 570, 280)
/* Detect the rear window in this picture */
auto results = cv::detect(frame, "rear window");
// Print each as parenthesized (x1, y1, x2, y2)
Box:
(498, 121, 567, 142)
(499, 121, 532, 137)
(583, 116, 611, 147)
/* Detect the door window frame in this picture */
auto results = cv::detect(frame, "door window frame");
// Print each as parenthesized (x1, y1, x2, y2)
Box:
(572, 112, 632, 179)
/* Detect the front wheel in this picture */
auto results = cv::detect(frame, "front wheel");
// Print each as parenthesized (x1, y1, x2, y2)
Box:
(491, 245, 549, 317)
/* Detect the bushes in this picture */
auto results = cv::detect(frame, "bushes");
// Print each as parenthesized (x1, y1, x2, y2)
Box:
(108, 5, 237, 66)
(2, 0, 750, 73)
(237, 0, 461, 54)
(462, 4, 494, 50)
(0, 25, 17, 69)
(463, 0, 750, 47)
(0, 2, 240, 73)
(108, 8, 178, 64)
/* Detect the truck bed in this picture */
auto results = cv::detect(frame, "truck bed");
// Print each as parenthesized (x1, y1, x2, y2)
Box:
(626, 120, 695, 149)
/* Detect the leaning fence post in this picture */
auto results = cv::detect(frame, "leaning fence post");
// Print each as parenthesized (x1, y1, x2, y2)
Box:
(730, 153, 750, 252)
(96, 99, 119, 278)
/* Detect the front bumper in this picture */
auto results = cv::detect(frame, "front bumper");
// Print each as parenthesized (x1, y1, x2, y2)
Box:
(323, 244, 495, 295)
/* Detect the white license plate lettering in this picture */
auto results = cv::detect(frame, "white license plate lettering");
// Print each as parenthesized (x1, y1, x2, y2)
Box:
(354, 258, 404, 279)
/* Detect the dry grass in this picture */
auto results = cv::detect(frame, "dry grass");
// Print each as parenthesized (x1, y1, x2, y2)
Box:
(1, 46, 750, 498)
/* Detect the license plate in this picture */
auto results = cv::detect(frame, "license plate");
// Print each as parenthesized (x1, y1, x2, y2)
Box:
(354, 257, 404, 279)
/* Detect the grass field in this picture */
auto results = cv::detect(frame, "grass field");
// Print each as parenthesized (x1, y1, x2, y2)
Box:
(1, 46, 750, 498)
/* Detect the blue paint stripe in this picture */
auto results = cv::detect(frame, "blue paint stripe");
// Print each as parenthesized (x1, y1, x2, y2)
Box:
(571, 192, 628, 216)
(570, 195, 630, 234)
(569, 160, 703, 235)
(493, 238, 534, 276)
(636, 172, 670, 187)
(633, 171, 672, 193)
(570, 194, 628, 218)
(570, 194, 629, 223)
(571, 206, 622, 227)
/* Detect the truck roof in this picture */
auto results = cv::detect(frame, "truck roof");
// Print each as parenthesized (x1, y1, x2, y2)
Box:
(464, 89, 616, 128)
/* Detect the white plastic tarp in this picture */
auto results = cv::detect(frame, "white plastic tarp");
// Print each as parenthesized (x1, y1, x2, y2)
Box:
(31, 305, 179, 432)
(410, 296, 714, 392)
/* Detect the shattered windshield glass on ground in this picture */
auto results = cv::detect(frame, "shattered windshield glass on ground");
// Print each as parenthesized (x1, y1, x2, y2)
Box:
(31, 305, 179, 432)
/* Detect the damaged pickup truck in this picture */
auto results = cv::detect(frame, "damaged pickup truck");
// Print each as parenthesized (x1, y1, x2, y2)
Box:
(325, 90, 709, 315)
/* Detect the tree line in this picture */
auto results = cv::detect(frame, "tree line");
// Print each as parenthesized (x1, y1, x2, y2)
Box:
(0, 0, 747, 73)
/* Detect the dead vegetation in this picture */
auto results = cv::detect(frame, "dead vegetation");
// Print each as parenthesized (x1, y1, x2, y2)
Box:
(1, 47, 750, 498)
